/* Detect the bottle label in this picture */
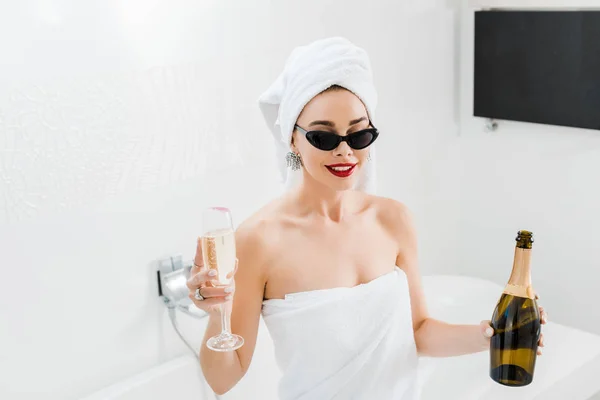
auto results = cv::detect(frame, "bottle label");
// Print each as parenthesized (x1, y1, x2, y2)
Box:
(503, 283, 535, 299)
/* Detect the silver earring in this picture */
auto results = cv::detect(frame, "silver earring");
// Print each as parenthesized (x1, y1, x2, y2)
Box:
(286, 151, 302, 170)
(367, 152, 372, 162)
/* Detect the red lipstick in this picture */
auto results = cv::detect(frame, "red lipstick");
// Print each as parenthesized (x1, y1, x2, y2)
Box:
(325, 163, 357, 178)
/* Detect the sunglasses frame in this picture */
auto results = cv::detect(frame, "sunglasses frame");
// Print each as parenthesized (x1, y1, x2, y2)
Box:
(294, 121, 379, 151)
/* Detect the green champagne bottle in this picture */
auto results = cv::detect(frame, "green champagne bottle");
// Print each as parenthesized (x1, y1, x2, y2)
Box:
(489, 230, 541, 386)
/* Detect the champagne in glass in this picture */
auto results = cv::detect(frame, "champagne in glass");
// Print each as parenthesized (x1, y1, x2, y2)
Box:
(201, 207, 244, 352)
(489, 230, 541, 386)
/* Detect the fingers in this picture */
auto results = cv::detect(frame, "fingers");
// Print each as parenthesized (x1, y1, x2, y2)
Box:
(192, 237, 204, 272)
(186, 268, 218, 290)
(188, 293, 232, 308)
(534, 291, 548, 324)
(537, 298, 546, 355)
(480, 320, 494, 338)
(539, 306, 548, 324)
(187, 280, 235, 310)
(197, 285, 235, 299)
(188, 238, 237, 312)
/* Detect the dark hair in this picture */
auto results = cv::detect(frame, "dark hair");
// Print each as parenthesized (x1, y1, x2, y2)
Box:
(323, 84, 348, 93)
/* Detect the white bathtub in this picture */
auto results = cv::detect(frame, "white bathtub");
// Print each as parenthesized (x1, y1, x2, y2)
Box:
(79, 356, 216, 400)
(81, 275, 600, 400)
(419, 275, 600, 400)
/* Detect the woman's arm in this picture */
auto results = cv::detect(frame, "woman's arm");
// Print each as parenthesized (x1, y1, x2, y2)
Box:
(199, 219, 268, 394)
(384, 199, 546, 358)
(412, 319, 490, 357)
(383, 199, 490, 358)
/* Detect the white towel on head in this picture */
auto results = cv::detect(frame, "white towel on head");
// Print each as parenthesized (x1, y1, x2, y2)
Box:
(258, 36, 378, 194)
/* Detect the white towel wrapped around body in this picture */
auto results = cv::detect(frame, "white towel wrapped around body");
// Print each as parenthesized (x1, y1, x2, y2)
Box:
(261, 267, 420, 400)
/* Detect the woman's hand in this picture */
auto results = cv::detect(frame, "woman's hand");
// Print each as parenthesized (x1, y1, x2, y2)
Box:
(186, 237, 238, 315)
(480, 293, 548, 355)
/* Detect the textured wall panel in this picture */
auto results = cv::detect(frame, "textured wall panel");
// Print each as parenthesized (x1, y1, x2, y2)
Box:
(0, 65, 252, 223)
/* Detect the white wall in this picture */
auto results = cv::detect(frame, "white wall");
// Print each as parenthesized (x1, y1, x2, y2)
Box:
(0, 1, 460, 399)
(458, 2, 600, 335)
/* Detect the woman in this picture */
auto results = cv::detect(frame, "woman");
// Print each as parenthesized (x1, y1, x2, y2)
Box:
(186, 37, 547, 399)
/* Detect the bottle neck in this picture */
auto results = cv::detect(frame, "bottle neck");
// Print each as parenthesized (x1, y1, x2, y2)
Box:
(504, 247, 535, 299)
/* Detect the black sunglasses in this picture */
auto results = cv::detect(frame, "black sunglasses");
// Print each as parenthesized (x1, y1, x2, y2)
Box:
(294, 122, 379, 151)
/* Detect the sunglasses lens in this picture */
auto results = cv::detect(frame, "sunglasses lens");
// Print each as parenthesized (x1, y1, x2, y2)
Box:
(348, 130, 377, 149)
(305, 129, 378, 150)
(307, 132, 340, 150)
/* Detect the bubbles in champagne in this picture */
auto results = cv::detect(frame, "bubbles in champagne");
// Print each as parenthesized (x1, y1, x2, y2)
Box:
(201, 228, 236, 286)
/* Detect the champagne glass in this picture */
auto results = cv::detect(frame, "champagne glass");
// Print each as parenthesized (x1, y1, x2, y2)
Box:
(201, 206, 244, 352)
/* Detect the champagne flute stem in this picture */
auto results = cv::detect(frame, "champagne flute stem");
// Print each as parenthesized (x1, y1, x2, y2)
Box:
(220, 303, 231, 336)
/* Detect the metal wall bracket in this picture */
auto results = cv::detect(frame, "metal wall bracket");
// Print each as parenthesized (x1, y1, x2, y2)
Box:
(485, 118, 499, 132)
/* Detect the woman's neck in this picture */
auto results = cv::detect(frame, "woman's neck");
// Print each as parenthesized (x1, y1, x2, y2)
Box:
(291, 177, 356, 223)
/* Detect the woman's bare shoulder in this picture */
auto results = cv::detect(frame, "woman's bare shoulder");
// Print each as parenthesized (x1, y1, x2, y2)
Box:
(366, 194, 415, 235)
(235, 198, 286, 261)
(237, 197, 285, 232)
(360, 193, 410, 215)
(367, 195, 419, 272)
